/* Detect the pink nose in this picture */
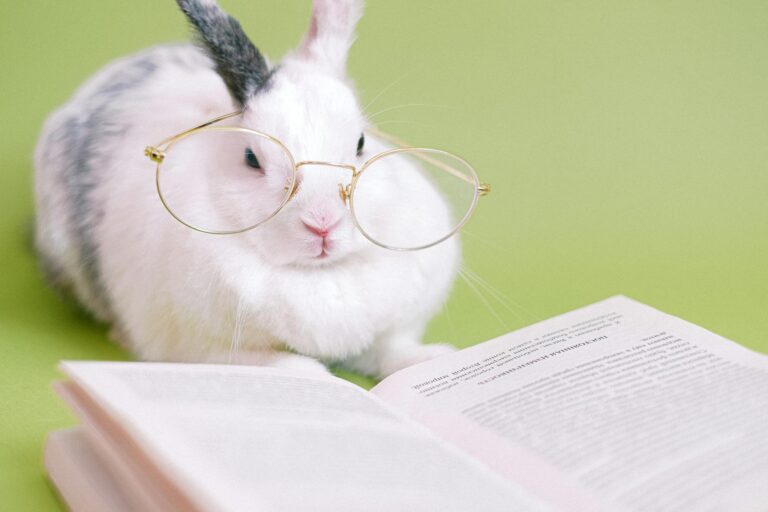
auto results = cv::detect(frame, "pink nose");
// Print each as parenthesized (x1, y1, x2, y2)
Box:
(303, 220, 339, 239)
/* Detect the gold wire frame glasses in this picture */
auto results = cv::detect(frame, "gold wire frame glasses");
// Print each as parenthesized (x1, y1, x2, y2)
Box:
(144, 111, 490, 251)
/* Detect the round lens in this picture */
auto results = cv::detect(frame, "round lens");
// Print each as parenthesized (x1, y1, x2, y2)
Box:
(351, 148, 479, 250)
(156, 127, 295, 233)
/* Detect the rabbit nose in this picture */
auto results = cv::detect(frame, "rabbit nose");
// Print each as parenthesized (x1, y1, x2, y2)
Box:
(302, 218, 340, 238)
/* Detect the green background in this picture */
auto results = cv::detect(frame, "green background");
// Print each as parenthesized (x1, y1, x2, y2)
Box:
(1, 0, 766, 509)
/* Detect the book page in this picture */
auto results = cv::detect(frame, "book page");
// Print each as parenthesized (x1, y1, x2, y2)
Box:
(59, 361, 552, 512)
(54, 380, 189, 510)
(372, 296, 768, 512)
(45, 428, 135, 512)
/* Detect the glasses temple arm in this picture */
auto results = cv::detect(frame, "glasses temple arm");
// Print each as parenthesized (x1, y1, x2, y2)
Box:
(156, 110, 244, 150)
(365, 126, 490, 196)
(144, 110, 244, 163)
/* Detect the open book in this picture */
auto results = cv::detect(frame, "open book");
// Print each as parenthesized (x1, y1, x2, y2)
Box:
(45, 296, 768, 512)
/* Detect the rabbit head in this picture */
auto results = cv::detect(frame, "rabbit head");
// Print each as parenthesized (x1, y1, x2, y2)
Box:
(176, 0, 452, 268)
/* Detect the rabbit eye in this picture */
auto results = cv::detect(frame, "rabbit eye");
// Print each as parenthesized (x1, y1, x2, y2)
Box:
(244, 147, 262, 170)
(356, 133, 365, 157)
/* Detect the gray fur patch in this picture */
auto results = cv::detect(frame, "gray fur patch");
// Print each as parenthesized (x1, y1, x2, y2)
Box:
(46, 46, 203, 320)
(176, 0, 270, 106)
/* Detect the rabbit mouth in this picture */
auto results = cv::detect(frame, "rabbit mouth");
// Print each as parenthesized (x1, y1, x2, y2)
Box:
(305, 241, 354, 266)
(298, 249, 340, 268)
(311, 234, 335, 259)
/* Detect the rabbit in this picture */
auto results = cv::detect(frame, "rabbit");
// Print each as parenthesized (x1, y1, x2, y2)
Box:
(34, 0, 460, 378)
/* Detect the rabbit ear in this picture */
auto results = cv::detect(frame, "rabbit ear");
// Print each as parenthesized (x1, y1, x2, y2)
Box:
(297, 0, 363, 74)
(176, 0, 269, 106)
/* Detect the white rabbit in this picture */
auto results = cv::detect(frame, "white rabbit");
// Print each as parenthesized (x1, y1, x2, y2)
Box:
(34, 0, 460, 378)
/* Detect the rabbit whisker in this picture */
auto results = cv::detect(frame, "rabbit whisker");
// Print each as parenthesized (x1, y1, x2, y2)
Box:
(461, 265, 541, 323)
(371, 119, 431, 129)
(361, 75, 410, 117)
(458, 267, 509, 331)
(228, 295, 246, 363)
(366, 103, 451, 123)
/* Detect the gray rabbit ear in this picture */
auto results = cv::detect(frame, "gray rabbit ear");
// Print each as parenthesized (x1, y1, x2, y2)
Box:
(176, 0, 269, 106)
(297, 0, 363, 75)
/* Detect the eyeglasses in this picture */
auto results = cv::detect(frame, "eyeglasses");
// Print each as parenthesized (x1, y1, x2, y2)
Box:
(144, 111, 490, 251)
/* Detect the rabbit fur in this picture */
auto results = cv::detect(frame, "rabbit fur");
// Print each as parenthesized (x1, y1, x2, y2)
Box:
(34, 0, 459, 378)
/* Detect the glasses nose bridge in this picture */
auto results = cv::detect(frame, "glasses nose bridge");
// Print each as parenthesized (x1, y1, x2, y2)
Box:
(294, 160, 357, 204)
(295, 160, 357, 175)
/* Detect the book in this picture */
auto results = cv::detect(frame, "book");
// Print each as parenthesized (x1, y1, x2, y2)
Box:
(45, 296, 768, 512)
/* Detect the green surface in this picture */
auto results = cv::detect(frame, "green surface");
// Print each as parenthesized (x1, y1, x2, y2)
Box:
(1, 0, 767, 509)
